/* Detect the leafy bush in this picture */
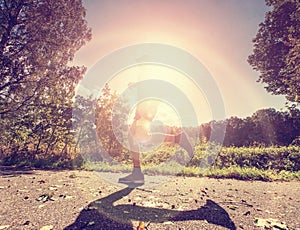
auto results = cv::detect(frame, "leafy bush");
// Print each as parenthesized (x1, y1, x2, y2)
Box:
(141, 143, 300, 172)
(141, 143, 191, 166)
(1, 149, 83, 169)
(213, 145, 300, 171)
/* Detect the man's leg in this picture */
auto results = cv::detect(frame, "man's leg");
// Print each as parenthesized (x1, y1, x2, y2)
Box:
(174, 131, 194, 159)
(118, 132, 144, 185)
(150, 131, 194, 159)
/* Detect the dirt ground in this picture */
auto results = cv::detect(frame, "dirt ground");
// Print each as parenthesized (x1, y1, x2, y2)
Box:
(0, 169, 299, 230)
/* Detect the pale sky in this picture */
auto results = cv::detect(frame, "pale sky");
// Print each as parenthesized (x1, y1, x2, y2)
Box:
(73, 0, 287, 125)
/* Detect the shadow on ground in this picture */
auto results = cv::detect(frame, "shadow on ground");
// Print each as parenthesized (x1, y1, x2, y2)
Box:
(65, 187, 236, 229)
(0, 166, 36, 177)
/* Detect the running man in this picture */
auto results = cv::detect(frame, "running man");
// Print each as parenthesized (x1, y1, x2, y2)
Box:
(118, 97, 194, 186)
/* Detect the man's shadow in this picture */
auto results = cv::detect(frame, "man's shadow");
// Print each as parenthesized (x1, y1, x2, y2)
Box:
(65, 187, 236, 229)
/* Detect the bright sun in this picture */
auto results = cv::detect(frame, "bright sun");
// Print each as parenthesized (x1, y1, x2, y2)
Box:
(127, 99, 182, 127)
(108, 64, 213, 126)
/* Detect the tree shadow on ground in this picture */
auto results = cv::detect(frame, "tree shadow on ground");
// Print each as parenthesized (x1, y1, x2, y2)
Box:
(65, 187, 236, 230)
(0, 166, 36, 177)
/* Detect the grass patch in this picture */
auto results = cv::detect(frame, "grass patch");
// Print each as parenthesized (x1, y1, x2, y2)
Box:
(204, 166, 300, 181)
(77, 144, 300, 181)
(81, 161, 131, 173)
(143, 161, 185, 176)
(80, 161, 300, 181)
(200, 166, 272, 181)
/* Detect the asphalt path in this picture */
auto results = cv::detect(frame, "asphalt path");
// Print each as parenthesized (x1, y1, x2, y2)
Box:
(0, 169, 299, 229)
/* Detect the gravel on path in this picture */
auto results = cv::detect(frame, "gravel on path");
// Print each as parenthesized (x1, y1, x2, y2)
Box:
(0, 169, 299, 230)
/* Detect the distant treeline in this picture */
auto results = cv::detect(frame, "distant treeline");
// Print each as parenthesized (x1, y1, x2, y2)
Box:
(193, 108, 300, 147)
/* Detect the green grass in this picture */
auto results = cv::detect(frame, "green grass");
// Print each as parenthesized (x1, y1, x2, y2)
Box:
(198, 166, 300, 181)
(3, 143, 299, 181)
(143, 161, 185, 175)
(80, 161, 300, 181)
(79, 143, 300, 181)
(81, 161, 132, 173)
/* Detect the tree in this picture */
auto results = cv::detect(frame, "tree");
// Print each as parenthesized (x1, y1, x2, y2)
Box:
(95, 84, 130, 162)
(0, 0, 91, 115)
(224, 116, 249, 147)
(0, 0, 91, 164)
(248, 0, 300, 104)
(73, 95, 101, 161)
(251, 108, 279, 146)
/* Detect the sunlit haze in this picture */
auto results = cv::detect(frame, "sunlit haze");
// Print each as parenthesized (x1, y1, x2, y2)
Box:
(73, 0, 287, 126)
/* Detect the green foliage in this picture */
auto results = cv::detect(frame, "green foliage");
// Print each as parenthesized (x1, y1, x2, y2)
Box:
(201, 166, 271, 181)
(199, 166, 300, 181)
(141, 144, 177, 165)
(184, 143, 300, 172)
(141, 143, 191, 166)
(185, 143, 300, 172)
(214, 145, 300, 171)
(220, 108, 300, 147)
(0, 0, 91, 167)
(1, 149, 83, 169)
(95, 84, 130, 162)
(142, 143, 300, 179)
(81, 161, 131, 173)
(72, 95, 101, 162)
(248, 0, 300, 104)
(143, 161, 185, 176)
(81, 142, 300, 181)
(1, 0, 91, 114)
